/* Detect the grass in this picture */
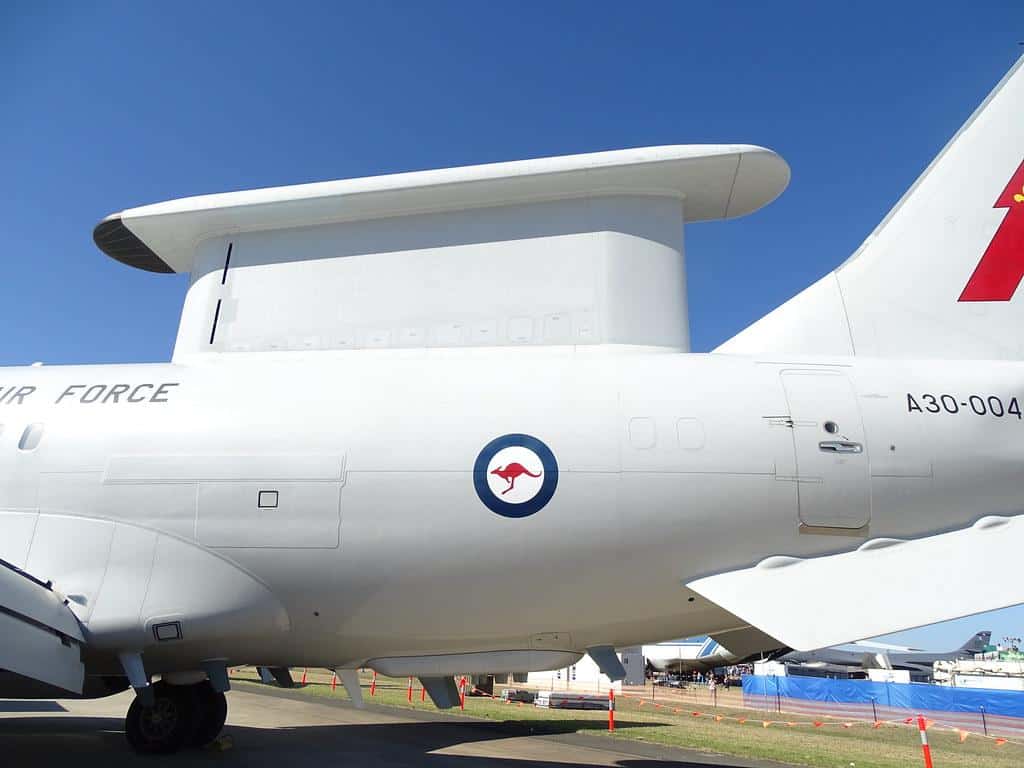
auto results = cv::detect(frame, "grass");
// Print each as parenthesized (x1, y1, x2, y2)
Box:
(230, 668, 1024, 768)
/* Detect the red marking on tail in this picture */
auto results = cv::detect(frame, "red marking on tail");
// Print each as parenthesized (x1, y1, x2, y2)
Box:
(490, 462, 542, 494)
(959, 159, 1024, 301)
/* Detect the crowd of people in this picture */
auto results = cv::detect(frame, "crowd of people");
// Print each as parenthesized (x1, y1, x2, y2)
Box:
(651, 663, 753, 689)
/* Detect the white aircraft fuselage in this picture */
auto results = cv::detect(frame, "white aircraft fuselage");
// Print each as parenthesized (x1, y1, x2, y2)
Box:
(8, 54, 1023, 754)
(3, 349, 1020, 678)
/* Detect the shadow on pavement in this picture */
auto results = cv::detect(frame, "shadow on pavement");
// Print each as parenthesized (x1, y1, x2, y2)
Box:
(0, 714, 763, 767)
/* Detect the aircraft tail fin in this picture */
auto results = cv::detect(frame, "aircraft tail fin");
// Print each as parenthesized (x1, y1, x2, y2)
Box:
(718, 56, 1024, 360)
(959, 631, 991, 654)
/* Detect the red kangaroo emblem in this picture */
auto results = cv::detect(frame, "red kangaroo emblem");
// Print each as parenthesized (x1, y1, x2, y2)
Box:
(490, 462, 542, 495)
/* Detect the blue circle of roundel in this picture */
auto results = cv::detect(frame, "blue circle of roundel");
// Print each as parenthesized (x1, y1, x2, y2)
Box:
(473, 433, 558, 518)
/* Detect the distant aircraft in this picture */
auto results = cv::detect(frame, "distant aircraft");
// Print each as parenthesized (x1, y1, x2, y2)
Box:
(2, 56, 1024, 754)
(780, 631, 992, 674)
(644, 636, 782, 674)
(646, 631, 991, 676)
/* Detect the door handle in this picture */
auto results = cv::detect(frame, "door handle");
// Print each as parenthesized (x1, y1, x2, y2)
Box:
(819, 440, 863, 454)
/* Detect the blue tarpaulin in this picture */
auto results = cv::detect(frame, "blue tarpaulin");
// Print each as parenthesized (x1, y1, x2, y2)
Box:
(743, 674, 1024, 718)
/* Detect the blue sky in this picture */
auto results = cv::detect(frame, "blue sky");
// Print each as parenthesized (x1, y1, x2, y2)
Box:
(3, 2, 1023, 650)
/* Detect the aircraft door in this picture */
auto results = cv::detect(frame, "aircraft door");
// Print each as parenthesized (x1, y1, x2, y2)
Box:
(781, 370, 870, 530)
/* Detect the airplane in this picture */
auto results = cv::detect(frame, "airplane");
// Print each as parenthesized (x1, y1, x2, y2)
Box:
(779, 631, 992, 674)
(644, 636, 782, 675)
(645, 631, 991, 676)
(2, 55, 1024, 754)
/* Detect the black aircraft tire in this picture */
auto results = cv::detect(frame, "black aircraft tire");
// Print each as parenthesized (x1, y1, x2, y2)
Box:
(190, 682, 228, 747)
(125, 681, 199, 754)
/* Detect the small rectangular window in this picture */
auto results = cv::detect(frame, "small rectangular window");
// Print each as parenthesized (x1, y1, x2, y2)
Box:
(676, 417, 706, 450)
(628, 417, 656, 449)
(153, 621, 183, 642)
(258, 490, 279, 509)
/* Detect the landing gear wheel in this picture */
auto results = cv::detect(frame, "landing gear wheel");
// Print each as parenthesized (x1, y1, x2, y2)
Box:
(190, 681, 228, 747)
(125, 681, 199, 754)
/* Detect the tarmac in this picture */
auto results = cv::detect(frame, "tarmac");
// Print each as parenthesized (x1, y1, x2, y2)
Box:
(0, 684, 796, 767)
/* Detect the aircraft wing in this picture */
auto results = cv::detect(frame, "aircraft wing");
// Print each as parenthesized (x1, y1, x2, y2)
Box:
(688, 515, 1023, 652)
(0, 558, 85, 696)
